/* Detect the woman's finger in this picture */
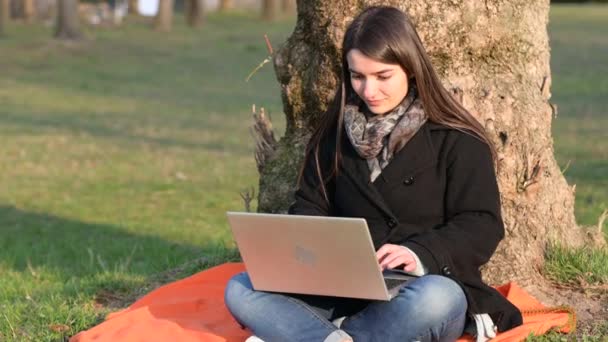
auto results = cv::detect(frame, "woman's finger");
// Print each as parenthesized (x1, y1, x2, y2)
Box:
(403, 261, 417, 272)
(380, 250, 413, 269)
(376, 244, 400, 262)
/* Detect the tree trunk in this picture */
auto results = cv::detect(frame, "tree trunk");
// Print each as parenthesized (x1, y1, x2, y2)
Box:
(0, 0, 10, 37)
(54, 0, 81, 40)
(261, 0, 276, 21)
(257, 0, 602, 288)
(154, 0, 173, 31)
(0, 0, 8, 36)
(280, 0, 294, 14)
(22, 0, 35, 22)
(10, 0, 21, 19)
(128, 0, 138, 15)
(185, 0, 203, 27)
(218, 0, 232, 12)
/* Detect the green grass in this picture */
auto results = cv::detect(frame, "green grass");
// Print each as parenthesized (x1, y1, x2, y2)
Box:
(526, 324, 608, 342)
(526, 6, 608, 341)
(550, 4, 608, 233)
(524, 319, 608, 342)
(0, 13, 294, 341)
(0, 4, 606, 342)
(529, 6, 608, 340)
(541, 4, 608, 293)
(545, 243, 608, 284)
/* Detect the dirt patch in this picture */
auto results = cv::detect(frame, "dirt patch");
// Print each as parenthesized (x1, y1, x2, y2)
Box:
(525, 279, 608, 338)
(92, 257, 216, 311)
(94, 289, 131, 310)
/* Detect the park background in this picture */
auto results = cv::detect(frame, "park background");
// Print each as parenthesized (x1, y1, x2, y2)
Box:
(0, 0, 606, 340)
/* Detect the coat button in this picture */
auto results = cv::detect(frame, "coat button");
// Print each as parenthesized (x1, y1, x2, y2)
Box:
(386, 218, 397, 228)
(441, 266, 452, 276)
(403, 176, 414, 185)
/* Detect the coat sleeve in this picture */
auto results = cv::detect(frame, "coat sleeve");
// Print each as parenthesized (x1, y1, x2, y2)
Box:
(402, 133, 504, 276)
(287, 142, 335, 216)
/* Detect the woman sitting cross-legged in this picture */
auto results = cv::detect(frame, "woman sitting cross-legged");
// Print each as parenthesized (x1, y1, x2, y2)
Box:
(224, 6, 523, 342)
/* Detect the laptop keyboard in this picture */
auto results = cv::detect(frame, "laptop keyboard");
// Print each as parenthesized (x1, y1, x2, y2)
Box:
(384, 277, 407, 290)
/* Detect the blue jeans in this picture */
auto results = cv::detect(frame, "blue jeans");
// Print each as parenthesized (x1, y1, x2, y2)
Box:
(224, 272, 467, 342)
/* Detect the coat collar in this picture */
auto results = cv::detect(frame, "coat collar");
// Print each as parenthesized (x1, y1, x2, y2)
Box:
(339, 121, 438, 218)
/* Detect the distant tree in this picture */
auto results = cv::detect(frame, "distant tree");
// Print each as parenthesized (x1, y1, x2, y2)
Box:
(55, 0, 81, 40)
(154, 0, 173, 31)
(261, 0, 277, 21)
(128, 0, 138, 15)
(9, 0, 20, 19)
(218, 0, 233, 12)
(185, 0, 204, 27)
(8, 0, 32, 21)
(281, 0, 294, 14)
(0, 0, 7, 36)
(22, 0, 35, 22)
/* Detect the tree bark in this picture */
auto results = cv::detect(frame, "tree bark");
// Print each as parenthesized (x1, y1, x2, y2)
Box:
(0, 0, 7, 36)
(257, 0, 603, 287)
(154, 0, 173, 31)
(218, 0, 233, 12)
(261, 0, 277, 21)
(185, 0, 203, 28)
(54, 0, 81, 40)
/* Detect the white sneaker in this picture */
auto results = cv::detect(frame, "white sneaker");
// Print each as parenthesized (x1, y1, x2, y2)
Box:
(324, 330, 353, 342)
(332, 316, 346, 328)
(246, 330, 352, 342)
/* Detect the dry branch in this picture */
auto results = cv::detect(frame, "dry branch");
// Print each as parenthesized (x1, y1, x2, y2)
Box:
(250, 105, 278, 173)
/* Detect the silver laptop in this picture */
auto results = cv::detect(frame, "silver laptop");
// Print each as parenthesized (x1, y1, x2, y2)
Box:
(226, 212, 417, 301)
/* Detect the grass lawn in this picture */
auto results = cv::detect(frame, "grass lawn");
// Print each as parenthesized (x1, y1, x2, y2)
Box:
(0, 12, 293, 341)
(0, 4, 606, 341)
(550, 4, 608, 233)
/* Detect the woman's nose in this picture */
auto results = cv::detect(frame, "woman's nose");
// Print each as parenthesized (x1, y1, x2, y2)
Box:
(361, 80, 377, 99)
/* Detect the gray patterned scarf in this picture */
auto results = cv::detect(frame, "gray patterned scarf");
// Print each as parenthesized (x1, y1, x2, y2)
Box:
(344, 84, 427, 182)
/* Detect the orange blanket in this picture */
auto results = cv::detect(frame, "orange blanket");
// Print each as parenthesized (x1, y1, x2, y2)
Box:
(71, 263, 574, 342)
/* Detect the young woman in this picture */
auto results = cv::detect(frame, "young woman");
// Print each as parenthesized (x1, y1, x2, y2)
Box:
(224, 6, 522, 342)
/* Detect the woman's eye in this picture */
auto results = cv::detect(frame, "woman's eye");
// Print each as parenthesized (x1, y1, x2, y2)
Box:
(378, 75, 391, 81)
(351, 74, 363, 80)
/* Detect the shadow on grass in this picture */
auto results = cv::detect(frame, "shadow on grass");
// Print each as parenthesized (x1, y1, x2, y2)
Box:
(0, 204, 241, 341)
(0, 111, 254, 154)
(0, 204, 208, 279)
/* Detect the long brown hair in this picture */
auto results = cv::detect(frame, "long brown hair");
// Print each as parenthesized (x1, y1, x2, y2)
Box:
(302, 6, 496, 203)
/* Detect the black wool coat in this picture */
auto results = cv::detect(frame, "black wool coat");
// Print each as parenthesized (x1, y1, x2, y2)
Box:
(288, 121, 523, 332)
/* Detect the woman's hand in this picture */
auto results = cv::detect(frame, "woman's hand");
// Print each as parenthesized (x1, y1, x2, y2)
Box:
(376, 244, 417, 272)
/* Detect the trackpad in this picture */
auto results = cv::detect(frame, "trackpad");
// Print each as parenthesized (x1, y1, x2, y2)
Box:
(382, 269, 418, 280)
(382, 269, 418, 296)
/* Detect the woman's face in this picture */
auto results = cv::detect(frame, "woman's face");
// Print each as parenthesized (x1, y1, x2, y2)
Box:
(346, 49, 409, 115)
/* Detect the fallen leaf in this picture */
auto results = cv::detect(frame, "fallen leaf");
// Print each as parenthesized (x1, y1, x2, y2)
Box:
(49, 324, 70, 333)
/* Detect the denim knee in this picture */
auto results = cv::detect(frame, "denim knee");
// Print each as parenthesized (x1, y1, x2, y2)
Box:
(224, 272, 255, 322)
(341, 275, 467, 341)
(224, 272, 345, 341)
(402, 274, 467, 323)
